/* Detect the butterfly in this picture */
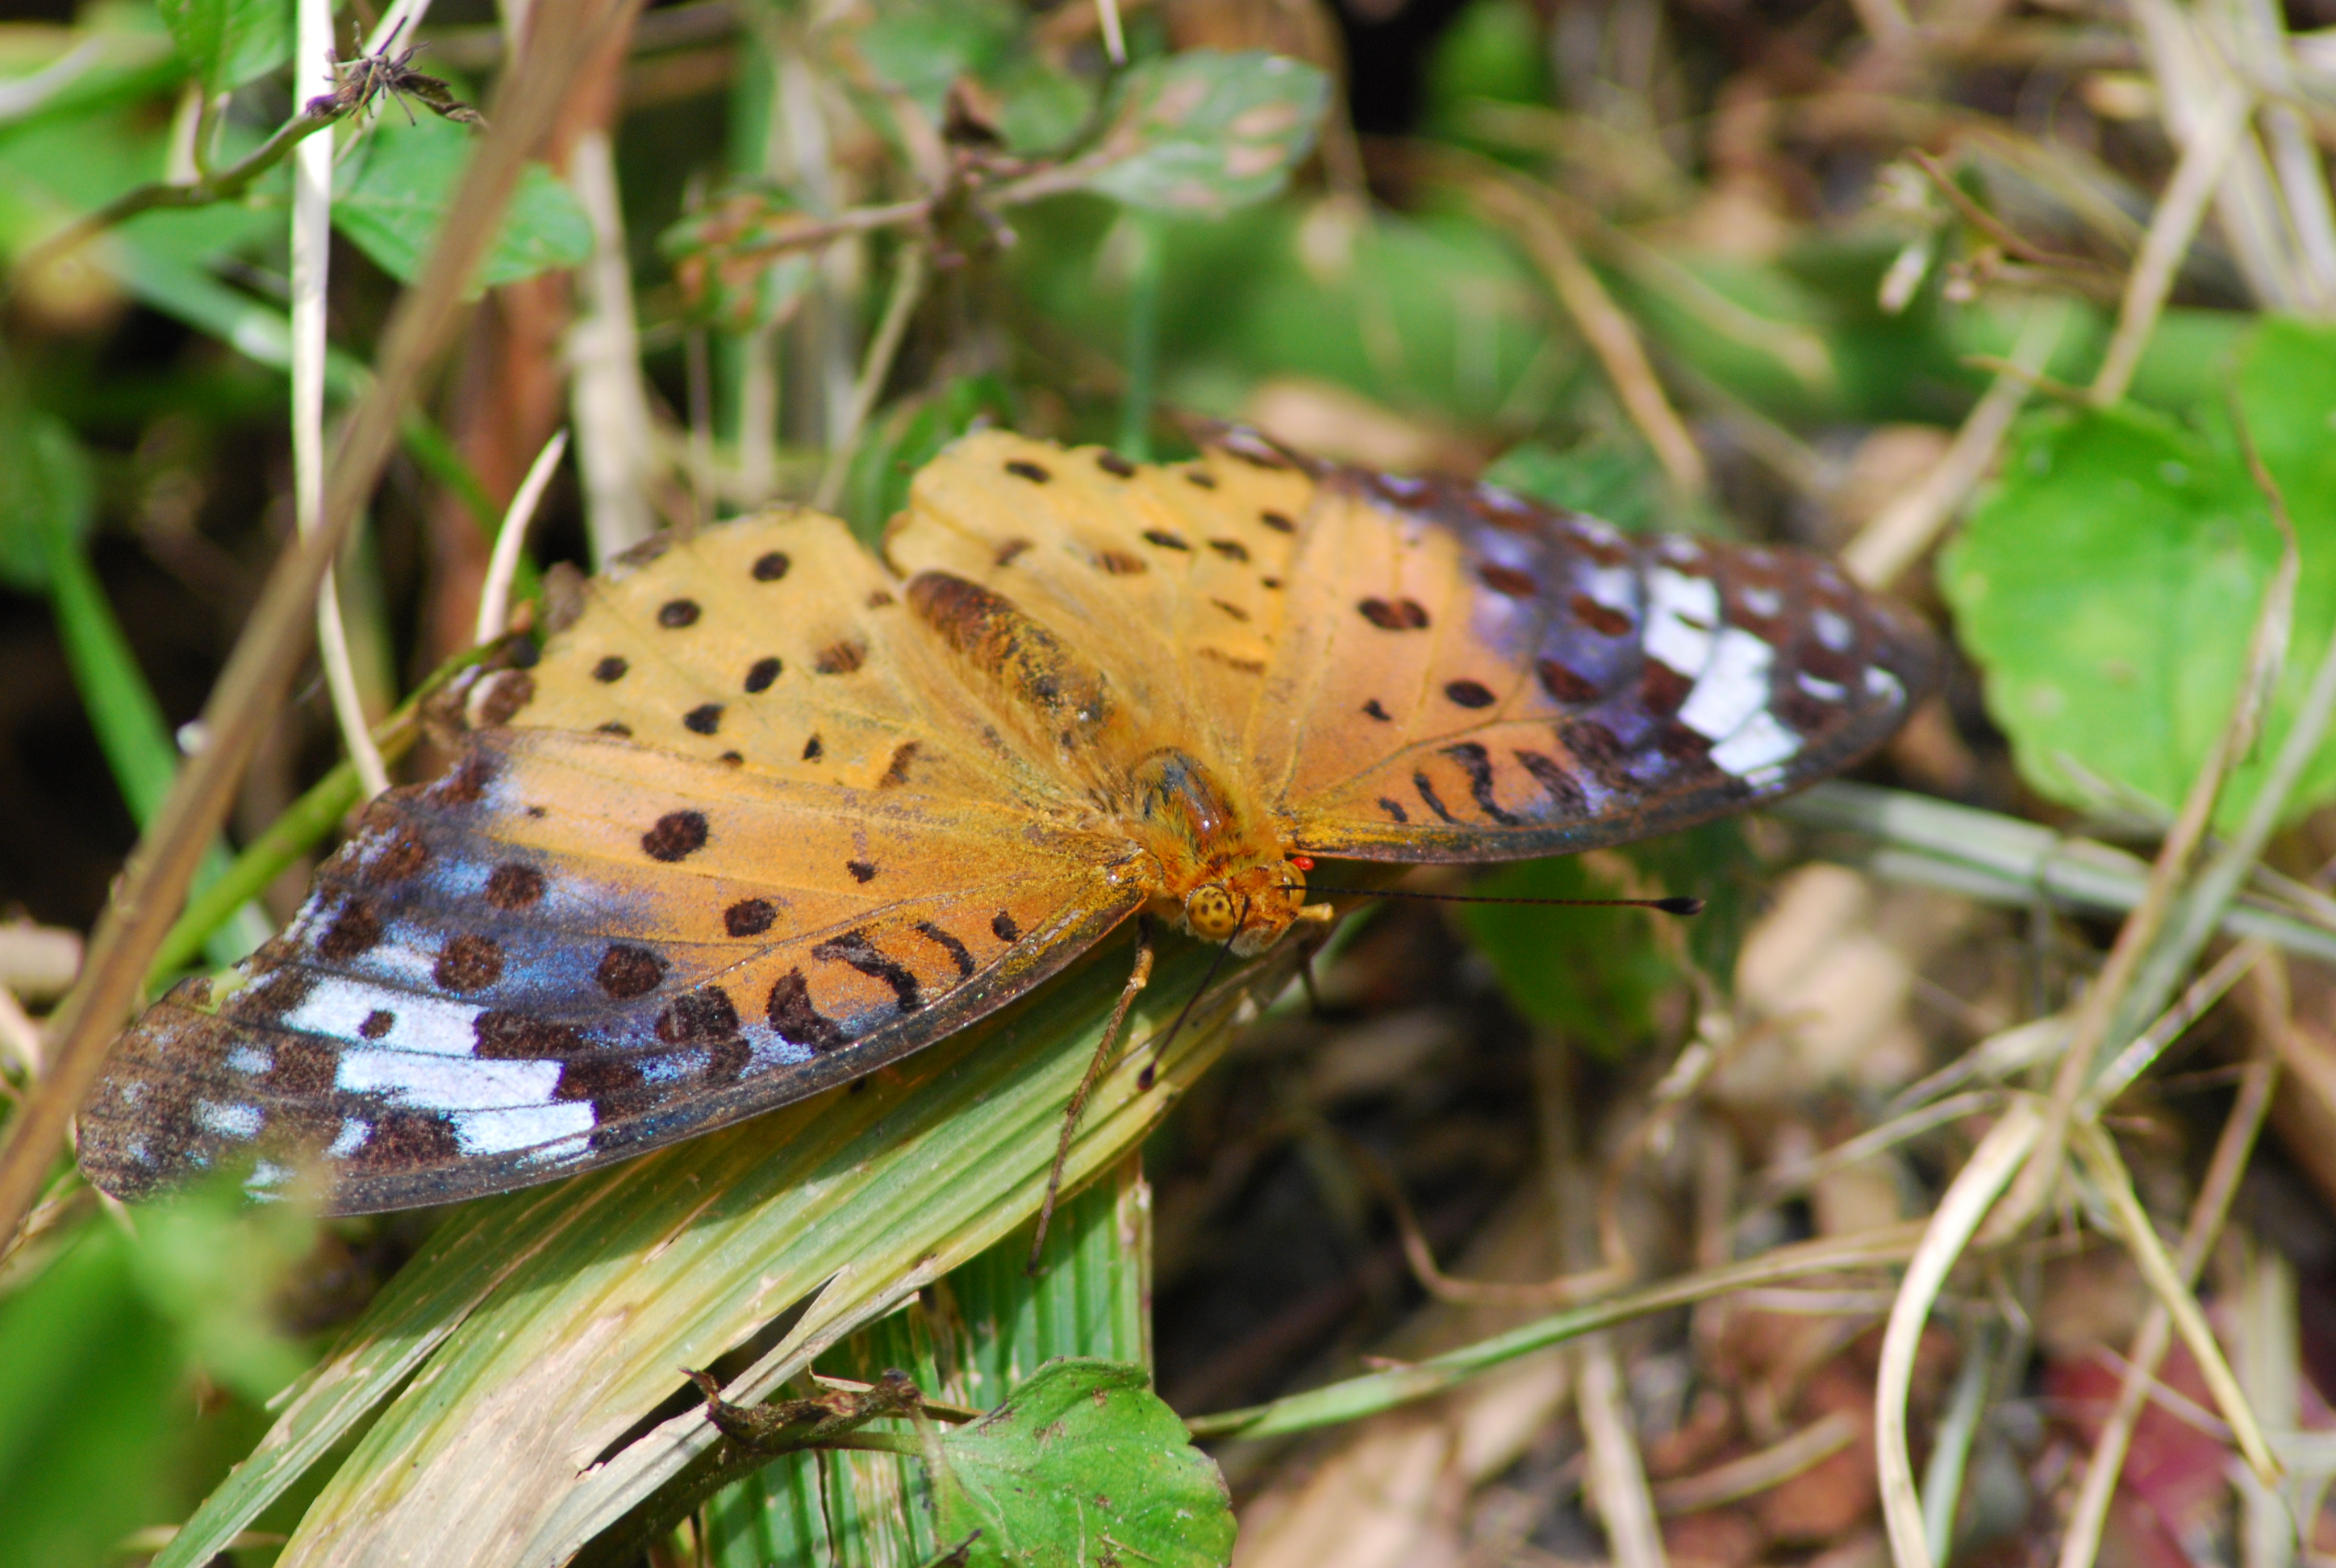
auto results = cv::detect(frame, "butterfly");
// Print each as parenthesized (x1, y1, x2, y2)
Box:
(77, 426, 1938, 1214)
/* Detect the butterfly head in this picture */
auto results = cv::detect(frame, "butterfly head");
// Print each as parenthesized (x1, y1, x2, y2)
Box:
(1179, 859, 1333, 956)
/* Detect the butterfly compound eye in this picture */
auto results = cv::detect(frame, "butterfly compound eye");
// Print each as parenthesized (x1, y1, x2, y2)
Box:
(1183, 884, 1239, 941)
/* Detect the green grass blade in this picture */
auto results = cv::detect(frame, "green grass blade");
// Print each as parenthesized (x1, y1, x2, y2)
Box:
(44, 532, 269, 965)
(158, 932, 1282, 1568)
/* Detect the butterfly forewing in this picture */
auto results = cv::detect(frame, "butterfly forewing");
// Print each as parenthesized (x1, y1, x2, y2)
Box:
(1248, 461, 1938, 859)
(78, 524, 1143, 1212)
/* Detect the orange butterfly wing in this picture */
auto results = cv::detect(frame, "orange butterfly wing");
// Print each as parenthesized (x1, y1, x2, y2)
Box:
(79, 513, 1141, 1211)
(1245, 456, 1938, 859)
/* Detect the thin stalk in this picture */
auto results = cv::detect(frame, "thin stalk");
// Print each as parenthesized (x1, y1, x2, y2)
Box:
(2071, 1119, 2280, 1483)
(1185, 1222, 1932, 1440)
(1875, 1097, 2044, 1568)
(2090, 79, 2252, 406)
(294, 0, 390, 804)
(143, 644, 487, 989)
(0, 0, 645, 1249)
(1921, 1317, 1997, 1563)
(475, 429, 569, 644)
(42, 539, 269, 967)
(1844, 298, 2072, 588)
(812, 242, 928, 513)
(1116, 214, 1164, 462)
(12, 100, 349, 287)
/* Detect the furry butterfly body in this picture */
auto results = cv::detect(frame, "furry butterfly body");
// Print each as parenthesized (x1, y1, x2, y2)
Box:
(79, 427, 1938, 1212)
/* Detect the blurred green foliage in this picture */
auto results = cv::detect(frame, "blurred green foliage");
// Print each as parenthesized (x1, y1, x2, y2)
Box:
(1946, 318, 2336, 828)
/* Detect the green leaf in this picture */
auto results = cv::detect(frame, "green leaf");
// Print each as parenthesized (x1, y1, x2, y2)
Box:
(1077, 51, 1328, 218)
(1941, 317, 2336, 828)
(1483, 436, 1667, 534)
(0, 1176, 315, 1568)
(930, 1361, 1233, 1568)
(333, 113, 591, 290)
(0, 405, 93, 590)
(841, 375, 1019, 541)
(854, 0, 1020, 115)
(156, 0, 291, 94)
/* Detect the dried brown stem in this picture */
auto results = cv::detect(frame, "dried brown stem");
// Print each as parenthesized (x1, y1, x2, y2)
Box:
(0, 0, 653, 1249)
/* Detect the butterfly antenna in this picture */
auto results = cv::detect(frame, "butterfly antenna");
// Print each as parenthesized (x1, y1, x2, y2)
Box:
(1030, 919, 1157, 1274)
(1304, 886, 1704, 916)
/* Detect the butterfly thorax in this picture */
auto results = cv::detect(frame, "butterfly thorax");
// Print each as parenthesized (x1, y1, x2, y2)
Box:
(1122, 749, 1323, 955)
(905, 566, 1316, 955)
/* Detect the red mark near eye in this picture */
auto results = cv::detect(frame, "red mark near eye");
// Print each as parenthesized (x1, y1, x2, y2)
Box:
(1290, 855, 1314, 870)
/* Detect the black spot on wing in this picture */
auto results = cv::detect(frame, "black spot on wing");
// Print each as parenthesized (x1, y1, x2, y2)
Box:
(1413, 772, 1459, 825)
(767, 969, 845, 1050)
(812, 930, 923, 1013)
(914, 921, 976, 980)
(1442, 743, 1521, 826)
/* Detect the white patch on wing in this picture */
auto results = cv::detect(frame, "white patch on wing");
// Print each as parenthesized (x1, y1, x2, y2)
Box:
(287, 981, 482, 1057)
(450, 1103, 597, 1157)
(197, 1099, 262, 1139)
(1679, 628, 1775, 741)
(1813, 607, 1854, 651)
(1740, 584, 1783, 618)
(1799, 673, 1846, 702)
(327, 1117, 370, 1159)
(245, 1160, 293, 1194)
(1866, 666, 1905, 705)
(225, 1045, 272, 1076)
(336, 1052, 561, 1111)
(1644, 567, 1719, 677)
(1711, 711, 1802, 779)
(361, 940, 440, 990)
(1581, 564, 1635, 614)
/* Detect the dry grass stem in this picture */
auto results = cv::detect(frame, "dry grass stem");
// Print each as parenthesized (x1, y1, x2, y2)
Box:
(1875, 1095, 2043, 1568)
(1577, 1333, 1667, 1568)
(1842, 299, 2071, 588)
(2089, 79, 2252, 406)
(474, 428, 570, 644)
(0, 0, 650, 1249)
(1650, 1408, 1862, 1515)
(2070, 1117, 2280, 1485)
(1457, 166, 1709, 498)
(813, 241, 931, 513)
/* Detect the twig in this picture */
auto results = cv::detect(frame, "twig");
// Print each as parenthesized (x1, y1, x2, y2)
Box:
(1908, 151, 2113, 274)
(1875, 1096, 2044, 1568)
(2079, 938, 2265, 1116)
(1651, 1409, 1862, 1515)
(1461, 167, 1708, 498)
(2070, 1118, 2280, 1485)
(0, 0, 650, 1251)
(1579, 1335, 1666, 1568)
(2090, 80, 2253, 407)
(812, 242, 929, 514)
(1187, 1222, 1932, 1440)
(294, 0, 390, 805)
(475, 429, 569, 644)
(1843, 297, 2072, 587)
(13, 101, 349, 287)
(1921, 1316, 1996, 1562)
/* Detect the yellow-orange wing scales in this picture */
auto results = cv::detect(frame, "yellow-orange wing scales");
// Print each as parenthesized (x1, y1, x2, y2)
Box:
(888, 427, 1937, 863)
(1247, 454, 1938, 859)
(78, 513, 1141, 1212)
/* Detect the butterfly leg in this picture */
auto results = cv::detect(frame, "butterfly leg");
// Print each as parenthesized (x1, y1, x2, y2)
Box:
(1028, 917, 1156, 1274)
